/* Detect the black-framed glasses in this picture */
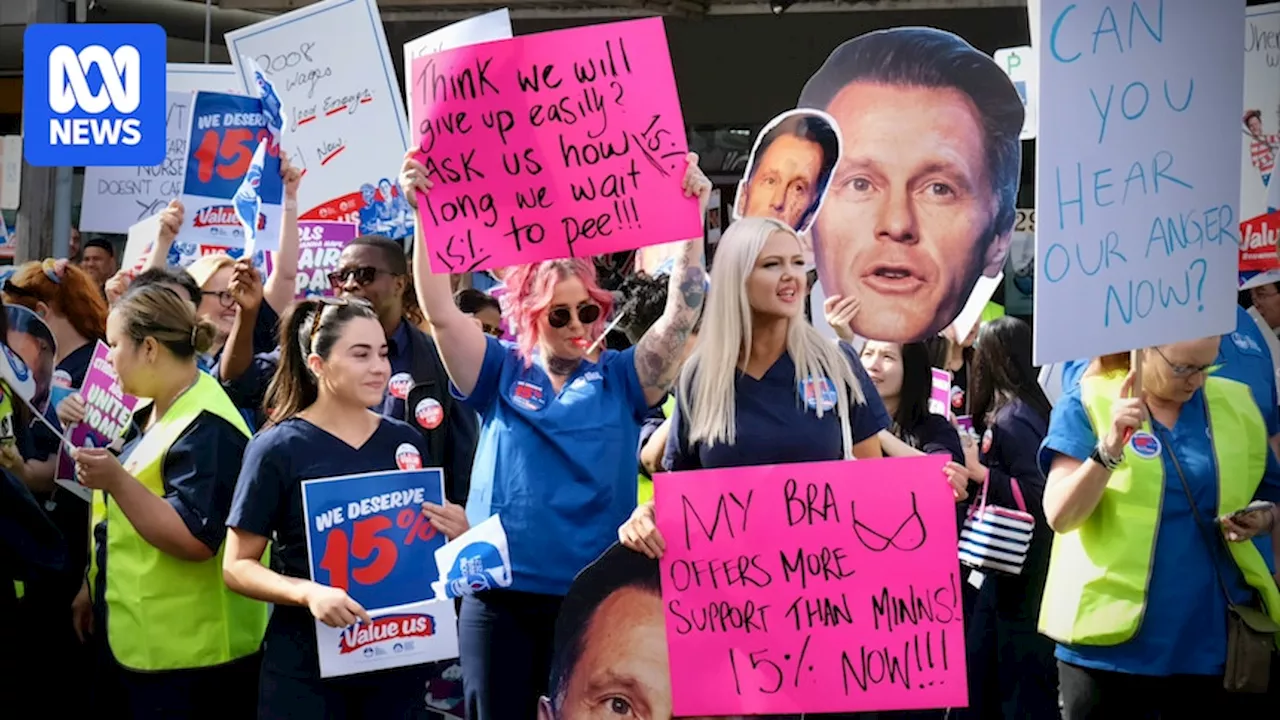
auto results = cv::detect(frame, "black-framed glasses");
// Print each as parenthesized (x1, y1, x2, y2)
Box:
(328, 266, 395, 290)
(202, 290, 235, 309)
(1152, 346, 1219, 378)
(547, 303, 601, 329)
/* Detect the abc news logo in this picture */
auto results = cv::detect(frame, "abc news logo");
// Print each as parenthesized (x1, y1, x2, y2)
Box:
(23, 24, 166, 167)
(48, 45, 144, 146)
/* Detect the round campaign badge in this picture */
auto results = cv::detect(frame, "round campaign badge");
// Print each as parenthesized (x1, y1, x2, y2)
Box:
(388, 372, 414, 400)
(981, 428, 993, 455)
(799, 377, 838, 412)
(1129, 431, 1162, 459)
(52, 369, 73, 389)
(415, 398, 444, 430)
(951, 386, 965, 410)
(395, 442, 423, 470)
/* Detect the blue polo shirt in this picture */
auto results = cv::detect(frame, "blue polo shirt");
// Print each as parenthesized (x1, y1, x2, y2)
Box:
(455, 337, 649, 596)
(1040, 383, 1280, 676)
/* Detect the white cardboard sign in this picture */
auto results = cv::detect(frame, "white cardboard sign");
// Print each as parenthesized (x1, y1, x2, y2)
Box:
(1033, 0, 1245, 364)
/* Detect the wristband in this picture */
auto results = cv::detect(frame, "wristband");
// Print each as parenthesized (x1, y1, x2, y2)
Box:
(284, 200, 298, 212)
(1090, 443, 1121, 470)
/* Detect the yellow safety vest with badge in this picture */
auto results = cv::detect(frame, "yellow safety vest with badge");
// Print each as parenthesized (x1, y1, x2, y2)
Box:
(1039, 371, 1280, 648)
(89, 372, 267, 671)
(637, 395, 678, 505)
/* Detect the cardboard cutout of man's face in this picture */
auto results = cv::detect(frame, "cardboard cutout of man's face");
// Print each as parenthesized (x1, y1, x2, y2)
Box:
(799, 27, 1023, 343)
(733, 109, 841, 244)
(542, 545, 758, 720)
(5, 304, 57, 413)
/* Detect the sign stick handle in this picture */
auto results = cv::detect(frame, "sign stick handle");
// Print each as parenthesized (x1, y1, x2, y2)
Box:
(19, 394, 78, 455)
(1122, 349, 1144, 445)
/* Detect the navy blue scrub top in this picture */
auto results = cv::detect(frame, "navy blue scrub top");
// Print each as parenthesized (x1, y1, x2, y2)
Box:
(53, 342, 95, 390)
(92, 405, 249, 616)
(226, 415, 431, 678)
(899, 412, 965, 464)
(1040, 383, 1280, 676)
(666, 343, 890, 470)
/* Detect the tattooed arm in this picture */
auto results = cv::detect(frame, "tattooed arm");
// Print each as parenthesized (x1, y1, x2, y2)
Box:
(633, 154, 711, 408)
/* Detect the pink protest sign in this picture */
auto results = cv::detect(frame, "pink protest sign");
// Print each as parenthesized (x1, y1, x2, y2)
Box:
(409, 17, 701, 272)
(295, 221, 359, 298)
(54, 342, 140, 500)
(929, 368, 952, 419)
(655, 456, 966, 716)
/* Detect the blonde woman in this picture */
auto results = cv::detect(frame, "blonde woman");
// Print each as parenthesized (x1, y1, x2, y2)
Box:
(621, 217, 906, 558)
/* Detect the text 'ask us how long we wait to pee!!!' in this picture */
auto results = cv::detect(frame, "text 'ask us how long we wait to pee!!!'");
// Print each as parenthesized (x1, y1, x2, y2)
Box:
(407, 18, 702, 274)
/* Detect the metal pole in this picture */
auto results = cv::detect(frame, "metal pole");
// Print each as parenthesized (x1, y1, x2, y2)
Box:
(204, 0, 212, 63)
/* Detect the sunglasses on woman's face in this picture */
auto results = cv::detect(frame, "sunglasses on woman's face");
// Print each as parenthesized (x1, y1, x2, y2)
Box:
(547, 303, 601, 329)
(327, 266, 393, 290)
(481, 323, 503, 337)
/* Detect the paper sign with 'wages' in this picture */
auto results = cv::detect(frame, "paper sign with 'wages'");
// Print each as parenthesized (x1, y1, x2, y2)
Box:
(409, 17, 701, 272)
(655, 455, 966, 717)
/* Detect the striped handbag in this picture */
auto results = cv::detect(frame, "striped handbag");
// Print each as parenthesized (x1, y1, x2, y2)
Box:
(957, 478, 1034, 576)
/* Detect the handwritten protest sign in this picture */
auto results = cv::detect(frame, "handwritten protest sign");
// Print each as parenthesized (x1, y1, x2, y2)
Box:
(410, 18, 701, 273)
(1238, 3, 1280, 282)
(1033, 0, 1245, 364)
(404, 9, 513, 113)
(178, 91, 284, 247)
(655, 456, 965, 716)
(302, 468, 457, 677)
(226, 0, 416, 242)
(54, 342, 138, 502)
(296, 220, 358, 298)
(80, 65, 240, 234)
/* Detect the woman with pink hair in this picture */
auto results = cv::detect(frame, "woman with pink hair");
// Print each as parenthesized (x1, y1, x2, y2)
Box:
(403, 149, 711, 720)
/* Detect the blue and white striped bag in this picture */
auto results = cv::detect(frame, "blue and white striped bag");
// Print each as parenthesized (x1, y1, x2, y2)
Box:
(958, 478, 1034, 576)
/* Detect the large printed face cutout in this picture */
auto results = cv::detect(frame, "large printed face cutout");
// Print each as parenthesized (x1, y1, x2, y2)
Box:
(798, 27, 1024, 343)
(733, 109, 841, 250)
(5, 304, 57, 413)
(540, 544, 752, 720)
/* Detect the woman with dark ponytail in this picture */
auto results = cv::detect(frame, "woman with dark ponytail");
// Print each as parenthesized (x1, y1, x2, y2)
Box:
(224, 296, 468, 718)
(64, 284, 263, 718)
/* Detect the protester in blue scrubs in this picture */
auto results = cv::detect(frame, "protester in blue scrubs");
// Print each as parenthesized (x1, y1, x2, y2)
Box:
(225, 297, 467, 717)
(403, 150, 711, 719)
(939, 317, 1056, 719)
(1041, 336, 1280, 716)
(653, 218, 887, 474)
(619, 218, 891, 562)
(1058, 306, 1280, 575)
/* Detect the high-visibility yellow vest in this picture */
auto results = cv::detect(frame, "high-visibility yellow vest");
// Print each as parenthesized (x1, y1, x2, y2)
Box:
(637, 395, 678, 505)
(1039, 372, 1280, 648)
(90, 372, 266, 671)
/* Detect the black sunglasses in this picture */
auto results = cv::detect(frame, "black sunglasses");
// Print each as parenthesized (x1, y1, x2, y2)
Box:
(481, 322, 503, 337)
(328, 266, 396, 290)
(547, 303, 601, 329)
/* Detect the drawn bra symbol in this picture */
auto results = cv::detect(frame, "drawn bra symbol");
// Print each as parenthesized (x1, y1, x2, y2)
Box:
(850, 492, 927, 553)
